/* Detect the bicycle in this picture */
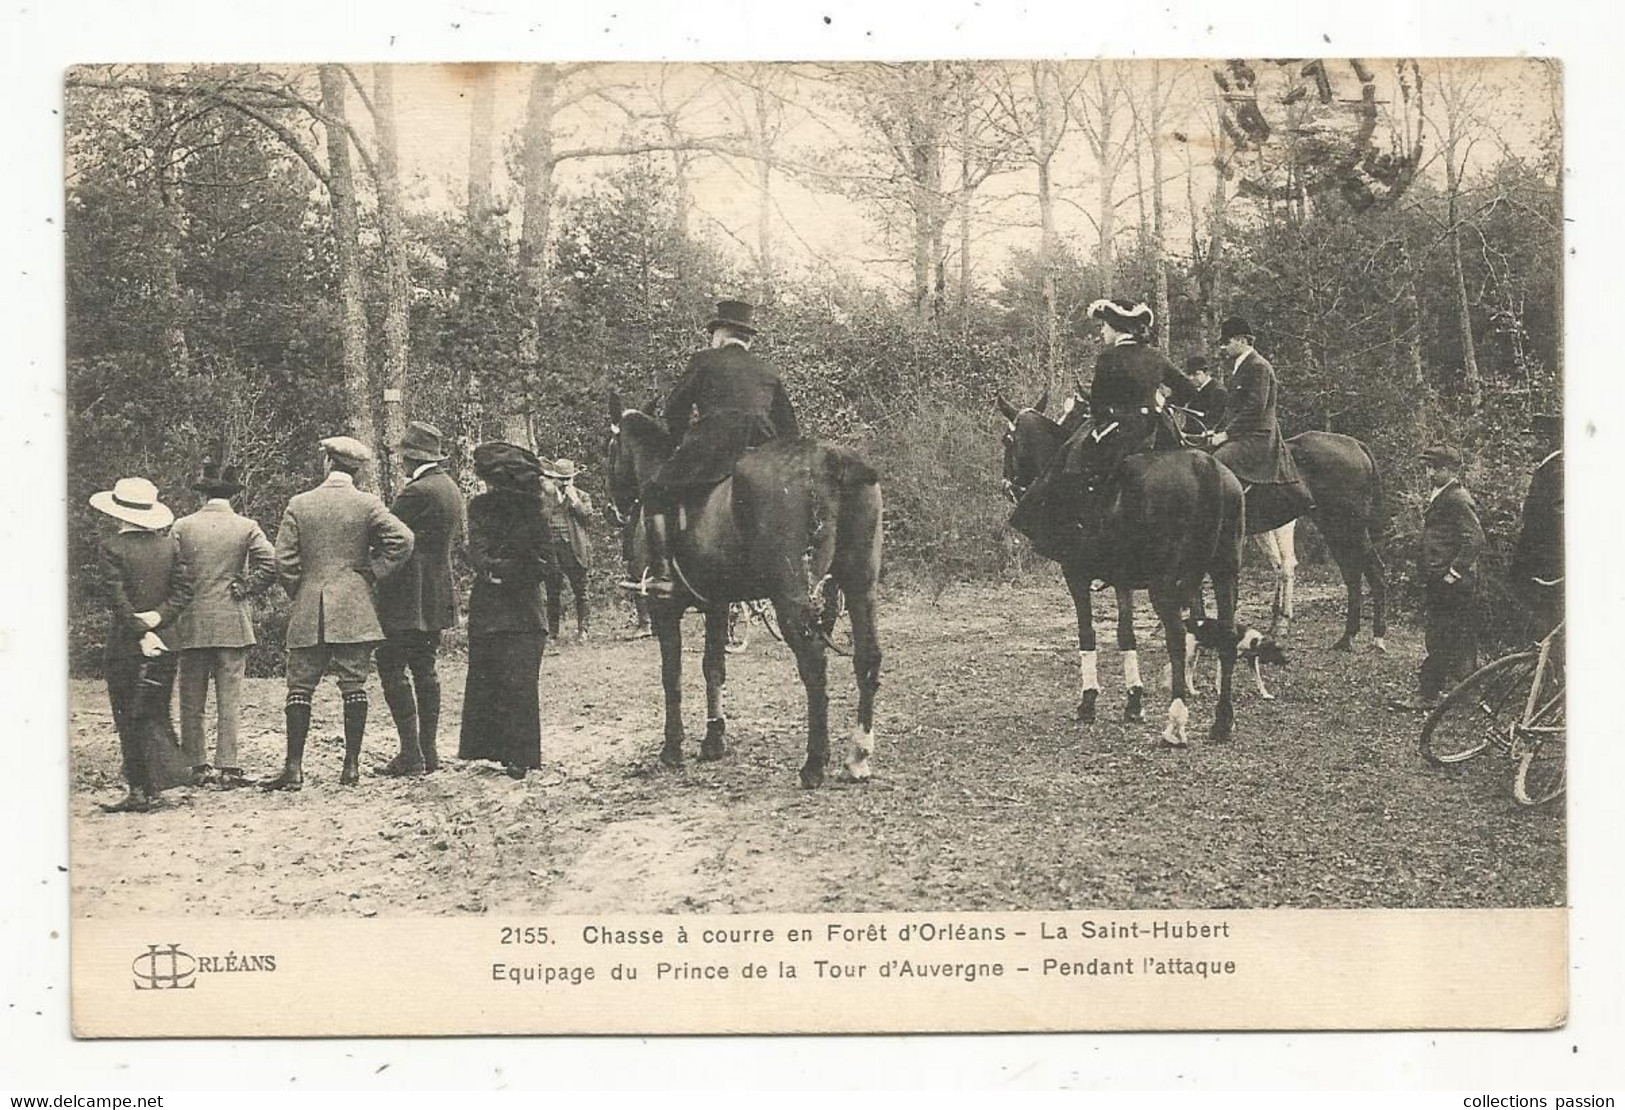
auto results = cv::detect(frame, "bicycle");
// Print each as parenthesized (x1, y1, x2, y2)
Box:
(1419, 614, 1565, 807)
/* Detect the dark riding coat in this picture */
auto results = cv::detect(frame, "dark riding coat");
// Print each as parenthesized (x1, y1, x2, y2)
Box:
(1420, 480, 1486, 585)
(1174, 378, 1229, 429)
(377, 464, 463, 634)
(649, 343, 800, 495)
(1214, 349, 1302, 486)
(1510, 451, 1563, 586)
(1086, 339, 1183, 420)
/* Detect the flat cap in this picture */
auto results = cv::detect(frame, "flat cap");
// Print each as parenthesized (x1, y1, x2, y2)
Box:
(320, 435, 374, 466)
(1419, 445, 1462, 468)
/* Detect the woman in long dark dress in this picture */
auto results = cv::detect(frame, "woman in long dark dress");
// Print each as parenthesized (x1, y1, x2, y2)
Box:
(458, 443, 556, 778)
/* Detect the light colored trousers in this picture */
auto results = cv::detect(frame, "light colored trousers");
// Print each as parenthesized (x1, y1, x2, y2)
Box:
(178, 646, 249, 769)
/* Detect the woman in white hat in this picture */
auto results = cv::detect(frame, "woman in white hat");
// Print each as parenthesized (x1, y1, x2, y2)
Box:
(89, 477, 194, 812)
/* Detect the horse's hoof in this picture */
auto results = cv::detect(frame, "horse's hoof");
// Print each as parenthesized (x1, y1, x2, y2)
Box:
(699, 741, 726, 762)
(799, 764, 825, 789)
(1208, 727, 1233, 744)
(1332, 637, 1354, 652)
(1076, 690, 1098, 724)
(658, 746, 684, 769)
(1123, 687, 1145, 723)
(1372, 637, 1388, 654)
(839, 762, 872, 783)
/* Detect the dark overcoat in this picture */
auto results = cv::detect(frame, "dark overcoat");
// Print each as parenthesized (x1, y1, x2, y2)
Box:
(1510, 451, 1563, 586)
(377, 465, 464, 634)
(1420, 480, 1486, 584)
(1174, 378, 1230, 430)
(651, 343, 800, 491)
(1086, 340, 1183, 418)
(1214, 349, 1302, 486)
(465, 487, 556, 636)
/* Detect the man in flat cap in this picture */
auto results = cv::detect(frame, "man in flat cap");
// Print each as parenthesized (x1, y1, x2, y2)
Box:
(1394, 445, 1486, 710)
(375, 422, 464, 776)
(264, 437, 414, 790)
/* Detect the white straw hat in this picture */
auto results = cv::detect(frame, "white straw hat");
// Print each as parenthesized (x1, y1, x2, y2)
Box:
(89, 477, 174, 530)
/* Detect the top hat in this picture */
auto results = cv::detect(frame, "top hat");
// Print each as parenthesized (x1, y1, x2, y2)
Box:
(89, 477, 174, 530)
(542, 457, 580, 481)
(1420, 445, 1463, 468)
(473, 441, 542, 487)
(706, 299, 758, 336)
(1184, 354, 1212, 375)
(1219, 316, 1255, 343)
(193, 460, 243, 498)
(1086, 298, 1155, 336)
(397, 421, 448, 462)
(320, 435, 373, 467)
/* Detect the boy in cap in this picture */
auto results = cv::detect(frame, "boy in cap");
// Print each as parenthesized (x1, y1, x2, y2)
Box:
(1394, 446, 1486, 710)
(263, 437, 414, 790)
(89, 477, 195, 812)
(171, 461, 277, 787)
(375, 422, 464, 775)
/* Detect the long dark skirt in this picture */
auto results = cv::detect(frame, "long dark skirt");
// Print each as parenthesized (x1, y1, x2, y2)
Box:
(458, 631, 545, 769)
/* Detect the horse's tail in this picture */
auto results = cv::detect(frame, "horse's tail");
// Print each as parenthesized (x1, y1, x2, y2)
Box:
(1357, 438, 1388, 556)
(824, 444, 880, 490)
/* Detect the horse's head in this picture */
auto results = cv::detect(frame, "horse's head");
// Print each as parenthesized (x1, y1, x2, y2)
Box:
(996, 390, 1065, 503)
(605, 390, 672, 525)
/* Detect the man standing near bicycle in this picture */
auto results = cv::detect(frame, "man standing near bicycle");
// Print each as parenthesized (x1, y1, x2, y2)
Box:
(1511, 413, 1563, 639)
(1394, 445, 1486, 711)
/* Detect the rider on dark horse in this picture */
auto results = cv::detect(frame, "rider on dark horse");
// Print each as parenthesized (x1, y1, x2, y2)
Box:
(627, 299, 800, 599)
(1203, 317, 1315, 526)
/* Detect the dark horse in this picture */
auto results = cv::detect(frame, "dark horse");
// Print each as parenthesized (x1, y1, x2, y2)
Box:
(605, 392, 884, 787)
(998, 394, 1246, 746)
(1169, 407, 1389, 651)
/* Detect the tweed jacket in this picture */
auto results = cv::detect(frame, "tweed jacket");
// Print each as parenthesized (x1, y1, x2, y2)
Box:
(377, 464, 464, 634)
(99, 528, 195, 643)
(170, 501, 276, 649)
(1420, 479, 1486, 584)
(542, 479, 595, 566)
(275, 472, 414, 648)
(466, 487, 556, 636)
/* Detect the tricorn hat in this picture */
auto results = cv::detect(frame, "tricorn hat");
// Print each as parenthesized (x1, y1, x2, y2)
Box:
(1420, 445, 1463, 468)
(320, 435, 373, 467)
(89, 476, 174, 530)
(706, 299, 758, 336)
(1087, 298, 1155, 336)
(397, 421, 448, 462)
(193, 460, 243, 498)
(1219, 316, 1255, 343)
(542, 457, 581, 481)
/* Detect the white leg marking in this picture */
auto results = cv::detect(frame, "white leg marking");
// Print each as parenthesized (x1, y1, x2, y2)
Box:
(1079, 649, 1099, 693)
(1255, 657, 1274, 700)
(843, 724, 876, 781)
(1121, 649, 1142, 690)
(1163, 696, 1190, 747)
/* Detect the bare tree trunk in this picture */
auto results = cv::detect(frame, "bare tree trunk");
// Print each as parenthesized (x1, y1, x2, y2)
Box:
(512, 63, 565, 452)
(1206, 103, 1229, 354)
(467, 65, 496, 227)
(957, 81, 973, 331)
(1445, 160, 1483, 411)
(145, 64, 189, 376)
(1149, 60, 1170, 349)
(318, 65, 376, 487)
(753, 82, 776, 300)
(1038, 159, 1058, 375)
(373, 66, 412, 497)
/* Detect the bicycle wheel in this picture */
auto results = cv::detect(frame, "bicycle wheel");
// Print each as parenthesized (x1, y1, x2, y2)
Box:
(1420, 650, 1537, 766)
(1512, 685, 1566, 807)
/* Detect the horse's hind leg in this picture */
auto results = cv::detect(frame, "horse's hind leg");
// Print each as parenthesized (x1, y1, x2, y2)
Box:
(1254, 523, 1296, 638)
(775, 596, 831, 789)
(700, 606, 729, 761)
(1062, 563, 1100, 723)
(1115, 586, 1144, 722)
(1325, 524, 1364, 651)
(1366, 538, 1389, 652)
(1208, 573, 1238, 744)
(1152, 585, 1192, 748)
(653, 603, 687, 767)
(840, 592, 882, 782)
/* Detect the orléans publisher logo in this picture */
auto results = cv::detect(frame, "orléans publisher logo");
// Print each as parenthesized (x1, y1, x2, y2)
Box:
(131, 944, 276, 990)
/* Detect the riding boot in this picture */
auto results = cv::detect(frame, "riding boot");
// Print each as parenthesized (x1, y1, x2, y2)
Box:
(262, 693, 310, 791)
(417, 681, 441, 773)
(340, 690, 367, 786)
(636, 512, 678, 598)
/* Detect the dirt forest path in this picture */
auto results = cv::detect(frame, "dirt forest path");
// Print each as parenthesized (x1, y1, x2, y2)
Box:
(69, 570, 1564, 917)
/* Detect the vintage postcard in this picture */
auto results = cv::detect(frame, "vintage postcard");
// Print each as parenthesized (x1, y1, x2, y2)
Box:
(63, 57, 1566, 1036)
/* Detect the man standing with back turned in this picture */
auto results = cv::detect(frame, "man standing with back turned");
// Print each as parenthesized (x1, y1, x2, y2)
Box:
(376, 422, 463, 776)
(264, 437, 414, 791)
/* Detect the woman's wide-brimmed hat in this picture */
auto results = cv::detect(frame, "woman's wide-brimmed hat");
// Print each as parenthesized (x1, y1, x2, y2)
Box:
(193, 460, 243, 498)
(706, 299, 758, 336)
(1219, 316, 1256, 343)
(397, 421, 448, 462)
(473, 441, 542, 486)
(89, 477, 174, 530)
(542, 457, 581, 481)
(1086, 298, 1155, 336)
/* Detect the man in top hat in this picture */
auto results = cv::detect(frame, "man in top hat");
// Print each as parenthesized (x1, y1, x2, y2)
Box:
(170, 461, 277, 788)
(1393, 445, 1486, 710)
(264, 437, 414, 790)
(1172, 353, 1229, 431)
(89, 476, 195, 812)
(541, 457, 596, 643)
(375, 422, 464, 776)
(629, 299, 800, 597)
(1510, 412, 1564, 639)
(1207, 317, 1315, 526)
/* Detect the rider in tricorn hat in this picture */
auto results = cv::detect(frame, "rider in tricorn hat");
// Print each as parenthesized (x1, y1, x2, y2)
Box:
(627, 300, 800, 598)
